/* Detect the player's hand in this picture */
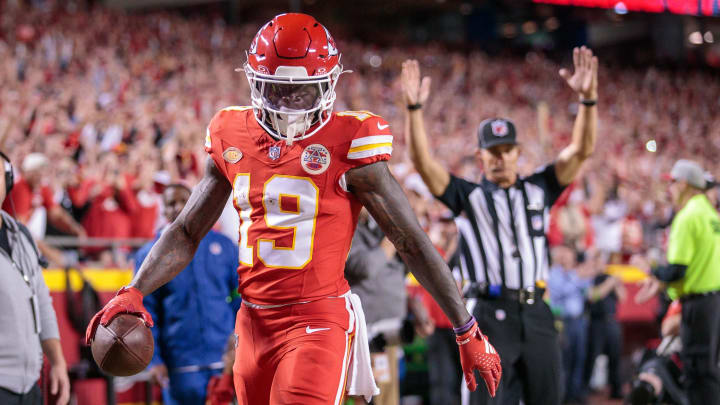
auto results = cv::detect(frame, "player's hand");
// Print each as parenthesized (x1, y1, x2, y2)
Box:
(456, 321, 502, 396)
(559, 46, 598, 100)
(401, 59, 431, 106)
(206, 373, 235, 405)
(85, 286, 153, 345)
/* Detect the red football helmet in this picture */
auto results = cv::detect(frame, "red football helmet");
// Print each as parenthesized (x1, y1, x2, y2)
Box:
(243, 13, 344, 143)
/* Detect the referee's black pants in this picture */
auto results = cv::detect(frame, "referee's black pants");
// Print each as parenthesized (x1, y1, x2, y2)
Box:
(681, 293, 720, 405)
(465, 298, 562, 405)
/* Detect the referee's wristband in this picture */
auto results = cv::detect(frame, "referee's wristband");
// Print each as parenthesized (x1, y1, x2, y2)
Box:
(580, 99, 597, 107)
(407, 103, 423, 111)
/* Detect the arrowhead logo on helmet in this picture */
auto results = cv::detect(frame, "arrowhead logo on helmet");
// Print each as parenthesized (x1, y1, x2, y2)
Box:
(323, 26, 339, 56)
(243, 13, 346, 145)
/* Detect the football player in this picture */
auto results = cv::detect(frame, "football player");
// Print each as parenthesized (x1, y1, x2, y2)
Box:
(86, 13, 501, 405)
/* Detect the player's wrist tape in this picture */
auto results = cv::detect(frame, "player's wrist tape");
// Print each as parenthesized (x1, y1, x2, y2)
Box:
(580, 99, 597, 106)
(453, 316, 476, 335)
(407, 103, 423, 111)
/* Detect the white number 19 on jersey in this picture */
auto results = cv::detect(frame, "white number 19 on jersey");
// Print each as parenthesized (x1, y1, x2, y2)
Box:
(233, 174, 319, 269)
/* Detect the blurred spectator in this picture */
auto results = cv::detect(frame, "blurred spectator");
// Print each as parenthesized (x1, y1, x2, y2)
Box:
(584, 249, 626, 400)
(136, 184, 240, 405)
(547, 245, 591, 404)
(549, 184, 595, 251)
(2, 153, 85, 239)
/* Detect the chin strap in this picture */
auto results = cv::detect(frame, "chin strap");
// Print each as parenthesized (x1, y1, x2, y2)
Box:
(269, 109, 313, 145)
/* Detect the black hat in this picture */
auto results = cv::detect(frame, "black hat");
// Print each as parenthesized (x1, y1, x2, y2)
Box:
(477, 118, 517, 149)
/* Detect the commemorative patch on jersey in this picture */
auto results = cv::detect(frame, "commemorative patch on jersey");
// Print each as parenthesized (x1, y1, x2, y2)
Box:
(300, 144, 331, 175)
(223, 147, 243, 164)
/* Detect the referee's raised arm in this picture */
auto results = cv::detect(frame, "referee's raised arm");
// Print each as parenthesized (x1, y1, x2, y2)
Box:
(555, 46, 599, 185)
(400, 60, 450, 197)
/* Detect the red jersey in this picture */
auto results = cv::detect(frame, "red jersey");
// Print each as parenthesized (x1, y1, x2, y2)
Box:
(206, 107, 393, 305)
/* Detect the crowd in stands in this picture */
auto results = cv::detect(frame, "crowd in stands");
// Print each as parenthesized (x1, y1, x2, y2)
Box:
(1, 1, 718, 272)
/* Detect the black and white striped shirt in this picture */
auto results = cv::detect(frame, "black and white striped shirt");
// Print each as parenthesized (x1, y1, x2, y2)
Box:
(440, 164, 566, 290)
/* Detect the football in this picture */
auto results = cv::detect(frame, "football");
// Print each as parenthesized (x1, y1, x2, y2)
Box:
(91, 314, 154, 377)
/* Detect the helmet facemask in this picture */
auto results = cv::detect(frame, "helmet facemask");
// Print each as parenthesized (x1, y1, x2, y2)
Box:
(244, 62, 343, 145)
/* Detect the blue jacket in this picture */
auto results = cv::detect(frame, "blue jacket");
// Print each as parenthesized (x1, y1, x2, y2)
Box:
(135, 229, 240, 369)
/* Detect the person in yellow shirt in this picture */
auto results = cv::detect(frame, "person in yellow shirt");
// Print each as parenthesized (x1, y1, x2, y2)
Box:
(636, 159, 720, 405)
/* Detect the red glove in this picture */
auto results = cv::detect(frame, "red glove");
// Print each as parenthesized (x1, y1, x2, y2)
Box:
(206, 373, 235, 405)
(85, 286, 153, 345)
(456, 320, 502, 397)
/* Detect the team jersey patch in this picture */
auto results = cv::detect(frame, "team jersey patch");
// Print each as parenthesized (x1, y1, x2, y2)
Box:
(301, 144, 331, 175)
(347, 135, 393, 160)
(223, 147, 243, 164)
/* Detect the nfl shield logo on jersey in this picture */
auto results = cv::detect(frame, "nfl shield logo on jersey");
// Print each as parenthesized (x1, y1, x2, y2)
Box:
(301, 144, 331, 175)
(491, 120, 509, 137)
(268, 145, 282, 160)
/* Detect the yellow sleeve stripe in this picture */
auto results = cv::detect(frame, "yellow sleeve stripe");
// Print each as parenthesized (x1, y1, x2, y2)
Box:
(347, 146, 393, 160)
(348, 142, 393, 154)
(350, 135, 393, 148)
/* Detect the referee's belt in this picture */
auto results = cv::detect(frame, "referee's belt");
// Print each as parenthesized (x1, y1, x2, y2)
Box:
(465, 284, 545, 305)
(680, 290, 720, 303)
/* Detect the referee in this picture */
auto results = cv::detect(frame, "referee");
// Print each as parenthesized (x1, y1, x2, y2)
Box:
(635, 159, 720, 405)
(400, 46, 598, 405)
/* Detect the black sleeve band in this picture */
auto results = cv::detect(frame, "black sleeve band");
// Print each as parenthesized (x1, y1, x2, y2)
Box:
(652, 263, 688, 283)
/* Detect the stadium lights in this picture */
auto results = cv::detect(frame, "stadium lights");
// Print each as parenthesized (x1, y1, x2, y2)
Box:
(646, 140, 657, 153)
(705, 31, 714, 43)
(689, 31, 703, 45)
(613, 2, 628, 14)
